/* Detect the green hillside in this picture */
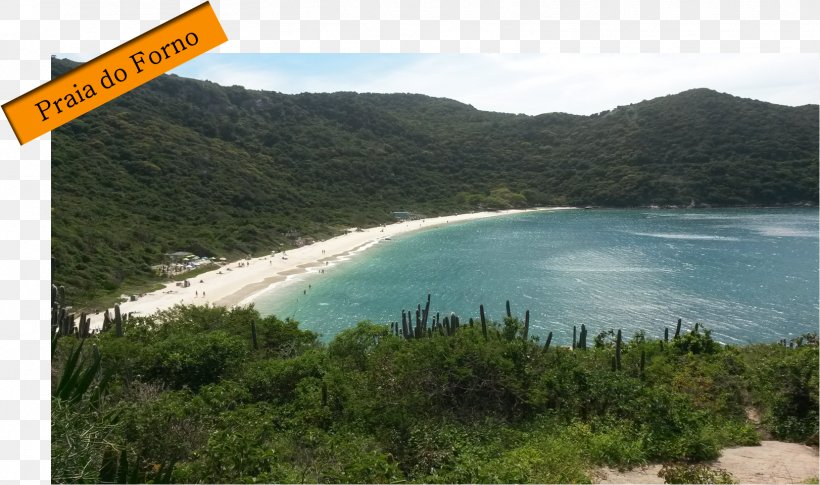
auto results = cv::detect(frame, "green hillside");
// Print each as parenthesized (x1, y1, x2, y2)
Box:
(51, 58, 819, 305)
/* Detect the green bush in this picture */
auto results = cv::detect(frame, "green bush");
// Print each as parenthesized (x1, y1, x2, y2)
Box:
(658, 463, 736, 484)
(118, 389, 206, 483)
(672, 326, 720, 355)
(743, 344, 819, 443)
(50, 302, 820, 483)
(481, 428, 592, 484)
(139, 330, 248, 390)
(239, 350, 324, 403)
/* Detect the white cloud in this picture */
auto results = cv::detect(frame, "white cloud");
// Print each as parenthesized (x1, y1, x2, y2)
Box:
(68, 53, 819, 115)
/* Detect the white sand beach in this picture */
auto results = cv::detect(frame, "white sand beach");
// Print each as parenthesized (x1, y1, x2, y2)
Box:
(88, 208, 572, 329)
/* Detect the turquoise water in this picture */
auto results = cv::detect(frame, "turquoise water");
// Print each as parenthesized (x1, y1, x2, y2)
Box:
(252, 209, 819, 344)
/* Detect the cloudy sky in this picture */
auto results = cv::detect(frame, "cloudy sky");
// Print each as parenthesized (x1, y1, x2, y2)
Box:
(64, 53, 819, 115)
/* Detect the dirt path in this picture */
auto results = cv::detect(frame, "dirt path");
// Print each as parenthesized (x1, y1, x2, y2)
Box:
(595, 441, 818, 484)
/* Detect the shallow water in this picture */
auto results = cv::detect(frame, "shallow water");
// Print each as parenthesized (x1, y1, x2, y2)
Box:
(252, 208, 819, 344)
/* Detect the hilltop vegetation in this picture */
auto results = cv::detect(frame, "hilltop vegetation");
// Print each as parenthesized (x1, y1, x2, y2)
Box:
(52, 304, 818, 483)
(51, 58, 819, 304)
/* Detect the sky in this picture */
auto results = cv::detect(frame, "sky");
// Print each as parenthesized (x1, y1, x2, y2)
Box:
(63, 53, 819, 115)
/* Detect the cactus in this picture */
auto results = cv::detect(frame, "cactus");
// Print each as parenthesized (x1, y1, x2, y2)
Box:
(694, 322, 699, 333)
(469, 317, 474, 327)
(62, 309, 70, 336)
(50, 308, 58, 337)
(114, 304, 123, 337)
(674, 318, 682, 338)
(480, 304, 487, 341)
(506, 300, 511, 318)
(543, 331, 553, 352)
(55, 309, 65, 337)
(579, 324, 587, 350)
(572, 325, 577, 350)
(443, 316, 451, 336)
(664, 327, 669, 342)
(251, 319, 258, 350)
(78, 312, 89, 339)
(421, 294, 431, 332)
(64, 313, 75, 338)
(522, 310, 530, 341)
(54, 307, 64, 336)
(615, 329, 622, 371)
(102, 310, 112, 332)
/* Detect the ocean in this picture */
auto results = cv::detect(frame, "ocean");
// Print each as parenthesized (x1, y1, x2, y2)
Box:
(252, 208, 819, 345)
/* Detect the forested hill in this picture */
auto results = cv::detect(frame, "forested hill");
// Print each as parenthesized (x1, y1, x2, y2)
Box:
(51, 58, 819, 304)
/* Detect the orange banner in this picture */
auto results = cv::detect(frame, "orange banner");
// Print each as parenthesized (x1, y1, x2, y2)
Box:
(2, 2, 227, 145)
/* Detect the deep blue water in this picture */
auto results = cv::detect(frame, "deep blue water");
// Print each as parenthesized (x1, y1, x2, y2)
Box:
(252, 209, 819, 344)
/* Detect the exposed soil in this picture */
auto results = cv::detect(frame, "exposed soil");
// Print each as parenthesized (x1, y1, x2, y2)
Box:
(595, 441, 819, 484)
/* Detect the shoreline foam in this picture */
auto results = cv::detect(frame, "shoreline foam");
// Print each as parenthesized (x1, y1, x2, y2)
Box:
(88, 207, 574, 329)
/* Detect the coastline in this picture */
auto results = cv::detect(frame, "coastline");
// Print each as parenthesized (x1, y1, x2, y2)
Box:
(88, 207, 573, 329)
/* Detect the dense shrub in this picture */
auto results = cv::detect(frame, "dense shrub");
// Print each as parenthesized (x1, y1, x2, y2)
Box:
(51, 307, 820, 483)
(658, 463, 736, 484)
(138, 331, 248, 390)
(744, 342, 819, 443)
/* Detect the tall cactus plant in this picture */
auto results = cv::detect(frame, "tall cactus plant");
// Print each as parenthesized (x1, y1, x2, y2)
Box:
(523, 310, 530, 341)
(114, 304, 123, 338)
(421, 294, 431, 332)
(480, 304, 487, 341)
